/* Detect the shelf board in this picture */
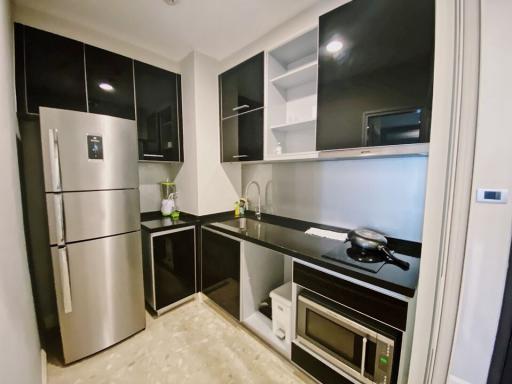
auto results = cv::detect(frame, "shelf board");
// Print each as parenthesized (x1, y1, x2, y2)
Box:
(243, 312, 291, 358)
(270, 119, 316, 132)
(271, 61, 317, 90)
(265, 151, 319, 162)
(269, 28, 318, 68)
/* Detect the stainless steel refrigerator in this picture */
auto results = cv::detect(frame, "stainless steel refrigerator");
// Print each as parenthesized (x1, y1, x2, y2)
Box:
(39, 107, 145, 364)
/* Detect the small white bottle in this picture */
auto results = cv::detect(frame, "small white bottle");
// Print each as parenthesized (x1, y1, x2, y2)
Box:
(275, 142, 283, 155)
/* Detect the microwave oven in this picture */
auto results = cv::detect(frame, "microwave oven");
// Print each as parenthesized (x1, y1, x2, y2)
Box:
(296, 292, 399, 384)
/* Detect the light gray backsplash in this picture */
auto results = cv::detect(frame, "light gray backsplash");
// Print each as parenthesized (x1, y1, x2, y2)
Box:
(138, 162, 181, 212)
(242, 157, 428, 242)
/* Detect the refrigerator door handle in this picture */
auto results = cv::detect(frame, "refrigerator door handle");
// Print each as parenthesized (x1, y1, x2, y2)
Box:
(48, 128, 62, 191)
(58, 247, 73, 314)
(54, 193, 66, 245)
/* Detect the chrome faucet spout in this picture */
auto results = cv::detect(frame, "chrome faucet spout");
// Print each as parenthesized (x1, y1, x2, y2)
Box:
(244, 180, 262, 220)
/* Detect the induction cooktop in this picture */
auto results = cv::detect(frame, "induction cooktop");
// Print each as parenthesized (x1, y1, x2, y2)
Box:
(322, 243, 403, 273)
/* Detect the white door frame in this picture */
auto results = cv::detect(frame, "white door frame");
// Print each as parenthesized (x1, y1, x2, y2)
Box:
(408, 0, 481, 382)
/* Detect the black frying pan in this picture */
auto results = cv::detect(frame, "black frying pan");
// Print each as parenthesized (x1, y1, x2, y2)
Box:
(346, 228, 410, 271)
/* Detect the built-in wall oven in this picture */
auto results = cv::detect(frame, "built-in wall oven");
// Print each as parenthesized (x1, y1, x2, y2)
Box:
(296, 291, 399, 384)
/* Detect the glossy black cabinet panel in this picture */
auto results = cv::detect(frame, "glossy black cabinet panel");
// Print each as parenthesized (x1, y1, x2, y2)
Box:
(134, 61, 182, 161)
(23, 25, 87, 114)
(316, 0, 435, 151)
(220, 52, 264, 119)
(153, 228, 196, 310)
(201, 229, 240, 319)
(221, 109, 263, 162)
(85, 45, 135, 120)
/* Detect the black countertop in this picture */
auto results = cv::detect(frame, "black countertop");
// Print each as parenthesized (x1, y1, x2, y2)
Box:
(140, 211, 236, 233)
(204, 216, 420, 298)
(141, 210, 421, 298)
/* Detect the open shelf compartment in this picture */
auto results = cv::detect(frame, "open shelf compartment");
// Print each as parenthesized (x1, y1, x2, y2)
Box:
(266, 27, 319, 160)
(241, 241, 293, 358)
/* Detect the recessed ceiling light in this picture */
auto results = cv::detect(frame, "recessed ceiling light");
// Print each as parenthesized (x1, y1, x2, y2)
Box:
(326, 40, 343, 53)
(99, 82, 114, 92)
(163, 0, 178, 5)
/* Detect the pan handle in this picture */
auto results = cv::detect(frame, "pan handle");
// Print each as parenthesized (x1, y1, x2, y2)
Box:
(378, 245, 410, 271)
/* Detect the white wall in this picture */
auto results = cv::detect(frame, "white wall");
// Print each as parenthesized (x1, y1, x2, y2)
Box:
(193, 52, 241, 214)
(174, 52, 200, 215)
(0, 0, 42, 383)
(176, 52, 241, 215)
(448, 0, 512, 382)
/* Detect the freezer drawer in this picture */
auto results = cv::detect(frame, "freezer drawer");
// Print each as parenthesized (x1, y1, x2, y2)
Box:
(46, 189, 140, 244)
(51, 232, 145, 364)
(40, 107, 139, 192)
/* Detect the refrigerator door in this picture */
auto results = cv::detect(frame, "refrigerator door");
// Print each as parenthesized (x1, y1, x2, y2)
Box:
(51, 231, 145, 364)
(40, 107, 139, 192)
(47, 189, 140, 243)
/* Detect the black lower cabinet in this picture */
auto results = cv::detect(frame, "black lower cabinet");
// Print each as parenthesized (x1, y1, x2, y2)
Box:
(221, 109, 263, 162)
(201, 229, 240, 319)
(292, 343, 353, 384)
(146, 228, 196, 312)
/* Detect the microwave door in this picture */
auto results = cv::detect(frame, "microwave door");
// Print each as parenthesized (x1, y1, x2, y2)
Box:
(297, 295, 380, 384)
(40, 107, 139, 192)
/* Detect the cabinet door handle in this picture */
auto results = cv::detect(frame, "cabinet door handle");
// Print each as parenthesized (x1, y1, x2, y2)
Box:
(232, 104, 250, 112)
(144, 154, 164, 158)
(232, 155, 249, 158)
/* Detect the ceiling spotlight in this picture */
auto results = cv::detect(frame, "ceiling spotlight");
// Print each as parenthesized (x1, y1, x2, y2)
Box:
(326, 40, 343, 53)
(99, 82, 114, 92)
(163, 0, 178, 5)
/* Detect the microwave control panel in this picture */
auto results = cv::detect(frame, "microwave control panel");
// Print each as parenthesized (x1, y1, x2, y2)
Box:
(374, 339, 394, 384)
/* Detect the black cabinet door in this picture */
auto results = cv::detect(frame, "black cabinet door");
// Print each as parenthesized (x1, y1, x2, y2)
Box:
(134, 61, 182, 161)
(85, 45, 135, 120)
(220, 52, 264, 119)
(221, 109, 263, 162)
(316, 0, 435, 151)
(201, 229, 240, 319)
(153, 228, 196, 310)
(22, 25, 87, 114)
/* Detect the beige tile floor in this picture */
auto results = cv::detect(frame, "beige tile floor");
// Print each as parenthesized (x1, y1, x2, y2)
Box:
(47, 298, 314, 384)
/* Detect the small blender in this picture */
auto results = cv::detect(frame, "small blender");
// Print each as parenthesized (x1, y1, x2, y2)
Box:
(160, 180, 178, 217)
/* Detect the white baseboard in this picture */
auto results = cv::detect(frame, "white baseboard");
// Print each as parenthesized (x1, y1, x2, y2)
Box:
(447, 374, 471, 384)
(40, 349, 47, 384)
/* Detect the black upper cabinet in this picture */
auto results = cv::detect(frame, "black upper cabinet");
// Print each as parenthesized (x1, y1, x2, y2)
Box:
(134, 61, 182, 162)
(221, 109, 263, 162)
(219, 52, 264, 162)
(22, 25, 87, 115)
(201, 229, 240, 320)
(316, 0, 435, 151)
(220, 52, 264, 119)
(85, 45, 135, 120)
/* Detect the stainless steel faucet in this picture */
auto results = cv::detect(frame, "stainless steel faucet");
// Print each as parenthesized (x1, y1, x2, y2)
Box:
(244, 180, 261, 220)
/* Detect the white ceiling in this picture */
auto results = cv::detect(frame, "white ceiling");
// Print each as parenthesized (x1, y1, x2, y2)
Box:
(14, 0, 321, 62)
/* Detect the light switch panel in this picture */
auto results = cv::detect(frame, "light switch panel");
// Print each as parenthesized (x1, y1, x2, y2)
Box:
(476, 188, 508, 204)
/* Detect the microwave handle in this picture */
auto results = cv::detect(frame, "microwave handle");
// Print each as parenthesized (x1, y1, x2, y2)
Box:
(361, 337, 367, 377)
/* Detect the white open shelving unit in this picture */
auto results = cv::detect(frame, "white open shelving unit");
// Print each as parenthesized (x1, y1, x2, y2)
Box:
(265, 27, 319, 161)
